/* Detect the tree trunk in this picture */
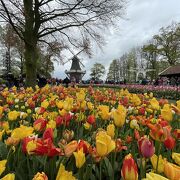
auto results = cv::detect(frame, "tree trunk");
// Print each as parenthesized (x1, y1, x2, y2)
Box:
(23, 0, 39, 87)
(24, 42, 38, 87)
(20, 54, 24, 77)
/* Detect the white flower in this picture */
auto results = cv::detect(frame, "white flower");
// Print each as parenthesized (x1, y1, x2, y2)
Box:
(15, 99, 19, 103)
(35, 107, 40, 112)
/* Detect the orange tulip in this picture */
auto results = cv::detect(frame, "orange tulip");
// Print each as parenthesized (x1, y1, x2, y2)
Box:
(148, 124, 171, 142)
(64, 140, 78, 157)
(164, 161, 180, 180)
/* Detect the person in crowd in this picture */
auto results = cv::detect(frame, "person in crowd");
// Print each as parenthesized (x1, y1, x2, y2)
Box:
(71, 76, 76, 88)
(63, 77, 71, 88)
(170, 76, 176, 86)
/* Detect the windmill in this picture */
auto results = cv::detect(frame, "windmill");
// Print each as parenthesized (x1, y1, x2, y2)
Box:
(64, 48, 86, 82)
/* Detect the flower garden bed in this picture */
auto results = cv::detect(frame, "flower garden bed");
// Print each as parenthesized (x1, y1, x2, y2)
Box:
(0, 85, 179, 180)
(80, 84, 180, 100)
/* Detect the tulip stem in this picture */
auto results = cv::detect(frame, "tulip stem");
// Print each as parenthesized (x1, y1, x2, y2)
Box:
(140, 156, 143, 178)
(156, 142, 161, 173)
(99, 160, 102, 180)
(144, 158, 146, 178)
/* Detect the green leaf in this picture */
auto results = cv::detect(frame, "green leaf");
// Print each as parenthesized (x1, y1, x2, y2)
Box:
(53, 128, 57, 139)
(0, 141, 8, 159)
(83, 164, 92, 180)
(104, 157, 114, 178)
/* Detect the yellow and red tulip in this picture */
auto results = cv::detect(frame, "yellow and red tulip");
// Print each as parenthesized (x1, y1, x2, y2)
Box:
(32, 172, 48, 180)
(121, 154, 138, 180)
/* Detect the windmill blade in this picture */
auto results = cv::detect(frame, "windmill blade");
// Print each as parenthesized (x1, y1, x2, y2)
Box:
(63, 58, 72, 65)
(79, 59, 85, 67)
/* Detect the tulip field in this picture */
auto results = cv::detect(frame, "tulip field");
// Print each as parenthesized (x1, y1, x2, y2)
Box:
(0, 85, 179, 180)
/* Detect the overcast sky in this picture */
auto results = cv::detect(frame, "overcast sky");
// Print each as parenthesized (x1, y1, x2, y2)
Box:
(52, 0, 180, 80)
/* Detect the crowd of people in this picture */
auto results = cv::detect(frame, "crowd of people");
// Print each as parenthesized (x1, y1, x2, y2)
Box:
(153, 76, 180, 86)
(0, 73, 180, 89)
(0, 73, 75, 89)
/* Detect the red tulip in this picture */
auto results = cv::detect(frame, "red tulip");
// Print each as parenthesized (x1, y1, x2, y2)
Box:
(43, 128, 53, 141)
(164, 136, 176, 150)
(138, 137, 155, 158)
(138, 107, 145, 115)
(87, 115, 95, 124)
(77, 140, 89, 154)
(56, 116, 63, 126)
(134, 129, 140, 140)
(64, 113, 72, 126)
(121, 154, 138, 180)
(173, 129, 180, 139)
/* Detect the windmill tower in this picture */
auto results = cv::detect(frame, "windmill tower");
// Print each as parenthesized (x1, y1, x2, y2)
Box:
(64, 50, 86, 82)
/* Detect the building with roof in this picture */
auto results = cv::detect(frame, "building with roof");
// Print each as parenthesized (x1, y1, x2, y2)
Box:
(159, 64, 180, 77)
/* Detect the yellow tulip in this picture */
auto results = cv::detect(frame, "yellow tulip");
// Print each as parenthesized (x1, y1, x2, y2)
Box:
(56, 164, 76, 180)
(80, 100, 86, 110)
(46, 120, 56, 129)
(1, 173, 15, 180)
(150, 154, 165, 173)
(0, 130, 4, 141)
(8, 110, 19, 121)
(0, 106, 3, 116)
(96, 131, 115, 157)
(76, 89, 85, 102)
(131, 94, 141, 106)
(150, 98, 159, 110)
(113, 105, 127, 127)
(149, 92, 153, 98)
(63, 97, 73, 111)
(98, 105, 110, 120)
(59, 109, 67, 116)
(164, 161, 180, 180)
(143, 172, 169, 180)
(73, 148, 86, 168)
(161, 104, 173, 121)
(0, 160, 7, 176)
(56, 100, 64, 109)
(177, 100, 180, 109)
(41, 100, 49, 109)
(106, 124, 115, 139)
(87, 102, 94, 111)
(172, 152, 180, 166)
(11, 125, 34, 140)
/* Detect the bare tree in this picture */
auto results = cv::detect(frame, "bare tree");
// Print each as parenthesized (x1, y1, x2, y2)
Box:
(0, 0, 126, 87)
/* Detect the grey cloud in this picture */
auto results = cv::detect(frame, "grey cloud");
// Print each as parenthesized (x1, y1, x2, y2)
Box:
(53, 0, 180, 80)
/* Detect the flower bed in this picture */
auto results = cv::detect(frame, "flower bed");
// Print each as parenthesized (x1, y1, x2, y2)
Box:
(80, 84, 180, 100)
(120, 84, 180, 100)
(0, 85, 179, 180)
